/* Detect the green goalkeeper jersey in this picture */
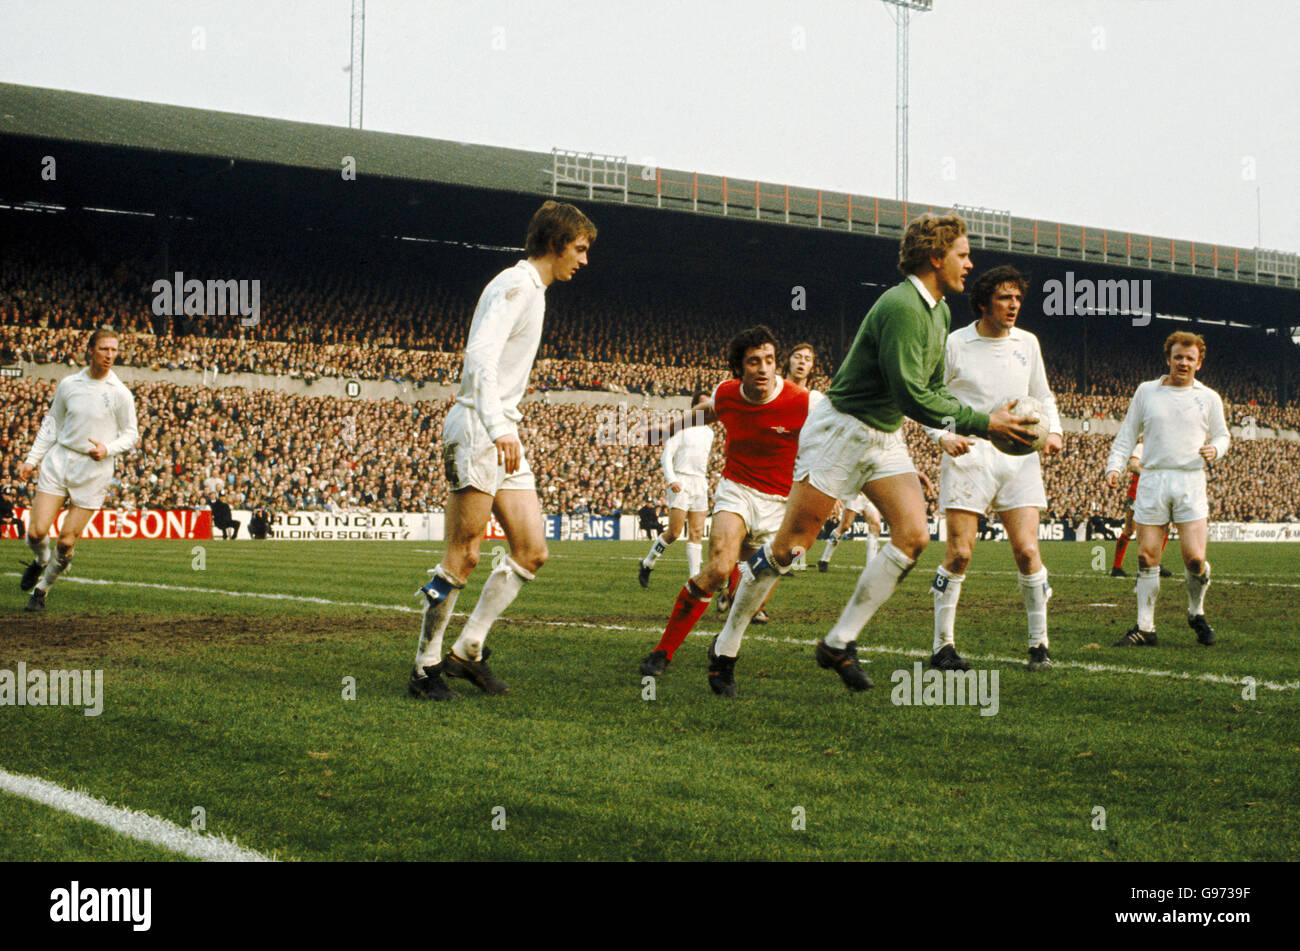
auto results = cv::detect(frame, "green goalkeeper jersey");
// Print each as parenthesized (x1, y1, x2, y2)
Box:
(825, 279, 990, 436)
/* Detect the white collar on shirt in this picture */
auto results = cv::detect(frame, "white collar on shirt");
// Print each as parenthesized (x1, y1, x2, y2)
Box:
(961, 322, 1025, 343)
(907, 274, 939, 311)
(518, 260, 545, 289)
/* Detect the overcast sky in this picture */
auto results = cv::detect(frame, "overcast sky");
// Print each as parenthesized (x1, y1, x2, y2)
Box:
(3, 0, 1298, 254)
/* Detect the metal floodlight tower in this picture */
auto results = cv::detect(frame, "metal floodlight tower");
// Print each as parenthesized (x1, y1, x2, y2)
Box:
(349, 0, 366, 129)
(880, 0, 932, 201)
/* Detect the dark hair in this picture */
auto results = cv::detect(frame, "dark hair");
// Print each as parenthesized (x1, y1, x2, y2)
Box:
(898, 213, 967, 276)
(726, 325, 779, 378)
(525, 201, 597, 257)
(970, 265, 1029, 318)
(781, 341, 816, 378)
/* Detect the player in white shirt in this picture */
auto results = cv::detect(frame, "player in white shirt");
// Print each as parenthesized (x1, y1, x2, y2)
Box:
(638, 389, 713, 586)
(1109, 440, 1174, 578)
(16, 329, 139, 612)
(408, 201, 596, 700)
(782, 343, 818, 574)
(817, 493, 882, 570)
(925, 266, 1063, 671)
(1105, 331, 1228, 648)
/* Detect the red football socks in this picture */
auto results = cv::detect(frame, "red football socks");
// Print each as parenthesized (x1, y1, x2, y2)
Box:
(655, 582, 712, 659)
(727, 565, 740, 600)
(1113, 535, 1130, 569)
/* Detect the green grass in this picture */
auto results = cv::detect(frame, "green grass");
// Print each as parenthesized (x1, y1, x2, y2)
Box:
(0, 539, 1296, 861)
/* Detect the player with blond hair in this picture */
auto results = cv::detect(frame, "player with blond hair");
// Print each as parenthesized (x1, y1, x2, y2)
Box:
(1106, 331, 1228, 647)
(17, 329, 139, 612)
(713, 213, 1037, 692)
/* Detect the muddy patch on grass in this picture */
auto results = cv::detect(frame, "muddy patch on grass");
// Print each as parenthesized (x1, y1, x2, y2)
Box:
(0, 612, 389, 666)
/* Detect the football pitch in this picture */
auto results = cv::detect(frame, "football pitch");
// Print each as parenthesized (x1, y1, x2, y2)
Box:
(0, 538, 1296, 862)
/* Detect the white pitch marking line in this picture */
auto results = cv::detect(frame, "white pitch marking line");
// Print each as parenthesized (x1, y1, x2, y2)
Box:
(13, 573, 1296, 692)
(608, 557, 1300, 586)
(0, 766, 276, 862)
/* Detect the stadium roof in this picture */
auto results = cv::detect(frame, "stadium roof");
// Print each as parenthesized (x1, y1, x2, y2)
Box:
(1, 81, 1297, 332)
(0, 81, 548, 193)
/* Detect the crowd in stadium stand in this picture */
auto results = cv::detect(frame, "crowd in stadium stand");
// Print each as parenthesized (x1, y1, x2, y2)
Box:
(4, 377, 1299, 523)
(4, 218, 1300, 523)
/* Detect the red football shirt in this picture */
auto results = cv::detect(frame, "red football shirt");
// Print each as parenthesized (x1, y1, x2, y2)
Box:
(711, 378, 809, 498)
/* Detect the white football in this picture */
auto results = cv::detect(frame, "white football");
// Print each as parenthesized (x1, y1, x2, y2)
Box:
(990, 395, 1047, 456)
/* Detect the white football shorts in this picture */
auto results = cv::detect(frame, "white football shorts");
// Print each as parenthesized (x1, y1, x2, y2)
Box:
(441, 402, 535, 494)
(939, 439, 1047, 514)
(1134, 468, 1208, 525)
(712, 477, 786, 550)
(37, 443, 114, 509)
(667, 474, 709, 512)
(793, 397, 915, 500)
(841, 492, 881, 522)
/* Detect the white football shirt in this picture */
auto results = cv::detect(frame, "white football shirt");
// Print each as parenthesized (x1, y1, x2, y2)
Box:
(454, 260, 547, 441)
(25, 368, 139, 466)
(1106, 378, 1229, 473)
(662, 425, 713, 482)
(923, 323, 1062, 441)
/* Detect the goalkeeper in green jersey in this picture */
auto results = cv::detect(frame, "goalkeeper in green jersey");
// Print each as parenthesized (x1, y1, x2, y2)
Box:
(711, 213, 1037, 691)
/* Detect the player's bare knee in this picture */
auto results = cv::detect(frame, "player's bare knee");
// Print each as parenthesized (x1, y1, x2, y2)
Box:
(946, 549, 971, 574)
(450, 548, 481, 575)
(1013, 546, 1039, 574)
(893, 529, 927, 561)
(697, 565, 727, 593)
(514, 544, 548, 574)
(661, 525, 680, 543)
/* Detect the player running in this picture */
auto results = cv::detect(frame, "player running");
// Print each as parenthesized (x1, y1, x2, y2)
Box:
(1110, 441, 1173, 578)
(637, 326, 809, 691)
(924, 265, 1063, 672)
(408, 200, 596, 700)
(781, 343, 818, 574)
(714, 213, 1037, 692)
(817, 493, 883, 570)
(716, 342, 819, 615)
(1105, 332, 1228, 648)
(638, 388, 713, 587)
(17, 329, 139, 612)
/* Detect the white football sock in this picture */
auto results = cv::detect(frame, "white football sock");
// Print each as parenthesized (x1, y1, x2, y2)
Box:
(715, 569, 775, 657)
(825, 543, 915, 649)
(1186, 562, 1210, 617)
(720, 544, 788, 651)
(819, 532, 841, 565)
(1136, 566, 1160, 632)
(865, 533, 879, 566)
(27, 535, 49, 566)
(413, 565, 465, 669)
(643, 533, 671, 568)
(39, 546, 72, 591)
(931, 565, 964, 654)
(1018, 568, 1051, 649)
(453, 557, 534, 661)
(686, 541, 702, 578)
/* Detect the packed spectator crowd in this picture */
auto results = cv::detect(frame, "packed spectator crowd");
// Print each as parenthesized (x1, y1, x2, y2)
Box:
(3, 215, 1299, 523)
(3, 376, 1298, 523)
